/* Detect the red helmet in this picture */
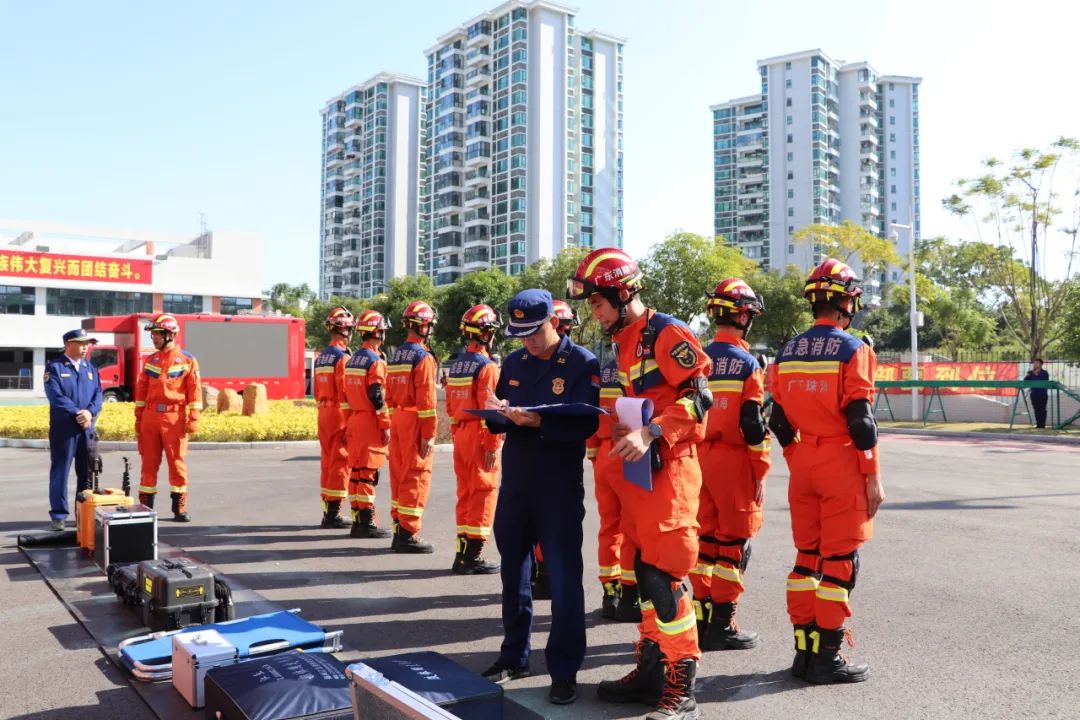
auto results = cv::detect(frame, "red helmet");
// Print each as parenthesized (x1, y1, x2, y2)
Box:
(147, 314, 180, 335)
(402, 300, 437, 326)
(552, 299, 580, 334)
(706, 278, 765, 321)
(355, 309, 390, 335)
(567, 247, 644, 304)
(325, 306, 355, 333)
(460, 304, 501, 339)
(804, 258, 863, 315)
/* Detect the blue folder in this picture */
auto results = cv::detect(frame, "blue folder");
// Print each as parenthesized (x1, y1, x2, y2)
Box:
(622, 398, 654, 491)
(466, 402, 607, 422)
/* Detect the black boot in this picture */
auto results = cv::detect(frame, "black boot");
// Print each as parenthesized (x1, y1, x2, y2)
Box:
(805, 626, 869, 684)
(596, 639, 665, 705)
(170, 492, 190, 522)
(701, 601, 757, 650)
(455, 537, 499, 574)
(615, 583, 642, 622)
(532, 557, 551, 600)
(645, 658, 699, 719)
(791, 623, 813, 679)
(351, 508, 391, 539)
(694, 598, 711, 641)
(321, 500, 348, 529)
(451, 534, 468, 572)
(601, 581, 620, 619)
(138, 492, 155, 509)
(393, 527, 434, 554)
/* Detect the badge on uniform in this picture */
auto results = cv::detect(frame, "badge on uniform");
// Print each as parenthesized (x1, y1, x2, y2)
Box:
(552, 378, 565, 395)
(87, 372, 93, 380)
(670, 341, 699, 369)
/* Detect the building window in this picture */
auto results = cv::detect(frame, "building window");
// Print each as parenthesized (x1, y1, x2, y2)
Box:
(889, 98, 895, 108)
(0, 285, 34, 315)
(786, 79, 792, 88)
(787, 171, 793, 180)
(163, 294, 203, 314)
(788, 225, 794, 233)
(786, 98, 792, 107)
(890, 150, 896, 159)
(889, 115, 895, 125)
(891, 167, 896, 177)
(785, 62, 792, 70)
(220, 297, 254, 315)
(788, 244, 795, 254)
(891, 201, 897, 211)
(787, 152, 793, 161)
(891, 184, 897, 194)
(788, 208, 794, 217)
(787, 115, 793, 125)
(787, 134, 793, 143)
(787, 189, 794, 199)
(46, 289, 152, 317)
(890, 133, 896, 142)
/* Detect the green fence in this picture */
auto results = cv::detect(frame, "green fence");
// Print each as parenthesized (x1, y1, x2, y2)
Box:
(874, 380, 1079, 429)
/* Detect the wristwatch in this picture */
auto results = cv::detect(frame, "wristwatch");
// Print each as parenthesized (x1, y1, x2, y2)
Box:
(646, 422, 663, 440)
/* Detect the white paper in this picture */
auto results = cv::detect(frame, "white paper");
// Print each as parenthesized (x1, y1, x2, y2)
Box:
(615, 397, 649, 429)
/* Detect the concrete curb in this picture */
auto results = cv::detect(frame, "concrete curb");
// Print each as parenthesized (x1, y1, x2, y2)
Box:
(880, 427, 1080, 446)
(0, 438, 456, 452)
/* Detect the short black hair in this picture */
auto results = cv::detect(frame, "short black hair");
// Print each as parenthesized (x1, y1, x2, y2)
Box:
(811, 300, 835, 318)
(1033, 358, 1044, 364)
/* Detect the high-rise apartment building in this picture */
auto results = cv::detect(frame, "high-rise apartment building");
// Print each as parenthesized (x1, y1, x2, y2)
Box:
(424, 0, 624, 286)
(713, 49, 921, 280)
(319, 73, 425, 299)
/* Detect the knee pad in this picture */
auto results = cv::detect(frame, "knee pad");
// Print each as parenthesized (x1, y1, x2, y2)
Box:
(793, 547, 821, 577)
(821, 550, 859, 591)
(715, 538, 751, 571)
(634, 552, 686, 623)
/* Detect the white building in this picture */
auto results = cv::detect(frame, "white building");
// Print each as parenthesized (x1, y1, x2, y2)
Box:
(0, 220, 263, 397)
(713, 49, 921, 284)
(424, 0, 624, 285)
(319, 73, 425, 299)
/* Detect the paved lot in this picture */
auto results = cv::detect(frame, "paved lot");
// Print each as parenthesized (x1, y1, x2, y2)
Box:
(1, 435, 1078, 719)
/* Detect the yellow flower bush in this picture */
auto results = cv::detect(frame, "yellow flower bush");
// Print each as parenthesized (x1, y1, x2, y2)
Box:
(0, 401, 319, 442)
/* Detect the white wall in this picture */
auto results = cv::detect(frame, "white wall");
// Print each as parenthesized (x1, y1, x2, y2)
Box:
(589, 35, 619, 247)
(527, 6, 568, 264)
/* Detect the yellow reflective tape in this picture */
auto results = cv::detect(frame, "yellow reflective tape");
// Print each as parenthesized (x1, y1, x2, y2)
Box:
(190, 402, 204, 411)
(446, 377, 473, 387)
(461, 524, 491, 536)
(657, 609, 697, 636)
(640, 599, 655, 611)
(598, 564, 621, 577)
(323, 489, 347, 499)
(134, 401, 146, 407)
(586, 447, 598, 459)
(713, 564, 743, 584)
(144, 363, 161, 374)
(778, 360, 841, 375)
(169, 485, 186, 493)
(816, 585, 850, 603)
(417, 409, 437, 419)
(787, 576, 820, 592)
(448, 417, 457, 425)
(314, 366, 336, 375)
(387, 364, 412, 374)
(621, 570, 637, 583)
(390, 500, 399, 509)
(347, 494, 367, 502)
(749, 439, 770, 453)
(138, 485, 157, 494)
(707, 379, 743, 392)
(396, 505, 424, 517)
(344, 368, 368, 376)
(340, 402, 351, 410)
(584, 250, 631, 277)
(676, 397, 696, 415)
(599, 388, 623, 398)
(629, 359, 660, 377)
(689, 562, 713, 577)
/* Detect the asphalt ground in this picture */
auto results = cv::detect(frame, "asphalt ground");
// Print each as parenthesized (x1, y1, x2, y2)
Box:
(1, 435, 1078, 719)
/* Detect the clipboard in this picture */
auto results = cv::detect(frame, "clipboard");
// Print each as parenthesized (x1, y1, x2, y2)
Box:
(466, 402, 607, 423)
(615, 397, 654, 491)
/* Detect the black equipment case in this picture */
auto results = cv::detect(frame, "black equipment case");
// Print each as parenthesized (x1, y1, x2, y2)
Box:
(138, 558, 230, 632)
(203, 651, 352, 720)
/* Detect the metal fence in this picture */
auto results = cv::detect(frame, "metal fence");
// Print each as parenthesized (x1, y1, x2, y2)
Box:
(0, 375, 32, 390)
(874, 357, 1080, 392)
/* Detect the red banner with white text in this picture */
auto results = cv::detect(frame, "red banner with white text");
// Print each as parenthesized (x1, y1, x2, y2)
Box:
(875, 362, 1019, 395)
(0, 249, 152, 285)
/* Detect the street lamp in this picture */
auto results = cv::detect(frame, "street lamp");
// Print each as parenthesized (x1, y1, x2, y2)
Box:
(891, 222, 919, 421)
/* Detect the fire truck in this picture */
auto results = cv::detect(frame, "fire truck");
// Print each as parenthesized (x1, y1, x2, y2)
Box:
(81, 313, 307, 402)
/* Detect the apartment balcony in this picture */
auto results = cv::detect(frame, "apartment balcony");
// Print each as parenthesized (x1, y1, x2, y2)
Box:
(463, 213, 490, 228)
(464, 190, 489, 208)
(464, 169, 491, 187)
(860, 145, 877, 161)
(737, 171, 764, 185)
(464, 259, 489, 272)
(736, 154, 765, 167)
(740, 221, 766, 233)
(465, 29, 491, 48)
(465, 66, 492, 87)
(862, 203, 882, 215)
(737, 204, 767, 217)
(741, 188, 765, 201)
(861, 128, 879, 144)
(465, 152, 489, 167)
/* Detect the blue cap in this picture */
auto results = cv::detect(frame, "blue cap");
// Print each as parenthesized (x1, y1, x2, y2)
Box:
(506, 289, 555, 337)
(63, 329, 98, 344)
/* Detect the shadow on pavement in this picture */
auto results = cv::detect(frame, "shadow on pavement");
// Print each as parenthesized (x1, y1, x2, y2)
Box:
(695, 667, 805, 701)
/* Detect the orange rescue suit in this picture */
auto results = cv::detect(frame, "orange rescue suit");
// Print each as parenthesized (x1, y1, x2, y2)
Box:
(342, 343, 391, 517)
(611, 311, 711, 663)
(314, 341, 350, 504)
(134, 346, 202, 497)
(771, 318, 878, 631)
(386, 340, 438, 535)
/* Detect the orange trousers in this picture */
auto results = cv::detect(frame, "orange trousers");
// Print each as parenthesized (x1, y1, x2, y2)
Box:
(452, 422, 498, 540)
(691, 442, 763, 604)
(389, 410, 433, 534)
(786, 439, 872, 631)
(139, 410, 188, 495)
(318, 405, 348, 504)
(593, 440, 637, 589)
(346, 411, 388, 516)
(613, 448, 702, 662)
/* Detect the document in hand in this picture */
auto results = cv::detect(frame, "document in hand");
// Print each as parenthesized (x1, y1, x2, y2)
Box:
(465, 402, 607, 423)
(614, 397, 654, 491)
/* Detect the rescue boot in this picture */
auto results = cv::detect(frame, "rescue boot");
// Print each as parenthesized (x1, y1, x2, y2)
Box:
(532, 559, 551, 600)
(455, 537, 499, 574)
(138, 493, 155, 509)
(805, 626, 869, 684)
(170, 492, 190, 523)
(701, 601, 757, 651)
(791, 623, 814, 679)
(393, 526, 434, 554)
(601, 581, 620, 619)
(615, 584, 642, 622)
(350, 508, 391, 539)
(451, 534, 468, 572)
(596, 639, 665, 705)
(645, 658, 699, 720)
(694, 598, 712, 640)
(320, 500, 348, 529)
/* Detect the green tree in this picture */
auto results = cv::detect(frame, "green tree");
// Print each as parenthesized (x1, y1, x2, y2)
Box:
(1054, 279, 1080, 360)
(368, 274, 442, 357)
(264, 282, 316, 318)
(746, 265, 812, 352)
(304, 295, 368, 350)
(943, 136, 1080, 358)
(792, 220, 901, 278)
(639, 232, 755, 324)
(432, 268, 518, 357)
(515, 246, 606, 351)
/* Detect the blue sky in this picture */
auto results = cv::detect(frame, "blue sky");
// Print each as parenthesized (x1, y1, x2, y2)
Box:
(2, 0, 1078, 290)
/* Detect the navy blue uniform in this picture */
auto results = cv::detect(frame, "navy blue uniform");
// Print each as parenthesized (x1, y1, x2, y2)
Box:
(43, 356, 103, 520)
(487, 334, 600, 683)
(1026, 367, 1050, 428)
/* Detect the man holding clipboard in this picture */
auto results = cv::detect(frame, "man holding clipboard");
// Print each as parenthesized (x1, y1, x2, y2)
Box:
(569, 248, 712, 720)
(477, 289, 600, 707)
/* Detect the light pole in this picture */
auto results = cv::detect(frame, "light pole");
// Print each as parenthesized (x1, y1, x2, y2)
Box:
(891, 223, 918, 421)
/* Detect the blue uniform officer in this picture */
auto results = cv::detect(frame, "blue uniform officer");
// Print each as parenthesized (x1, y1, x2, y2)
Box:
(481, 289, 600, 706)
(43, 329, 103, 530)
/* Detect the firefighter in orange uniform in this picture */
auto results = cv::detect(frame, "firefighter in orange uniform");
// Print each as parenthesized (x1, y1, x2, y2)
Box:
(588, 355, 641, 623)
(569, 248, 712, 720)
(342, 309, 393, 539)
(446, 304, 503, 574)
(314, 307, 354, 529)
(386, 300, 439, 553)
(135, 314, 202, 522)
(769, 258, 885, 684)
(693, 278, 770, 652)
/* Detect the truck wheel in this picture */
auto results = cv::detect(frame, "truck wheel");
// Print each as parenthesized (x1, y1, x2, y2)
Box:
(103, 390, 123, 403)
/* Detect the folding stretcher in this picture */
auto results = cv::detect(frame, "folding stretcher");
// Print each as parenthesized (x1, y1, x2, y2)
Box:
(118, 609, 342, 682)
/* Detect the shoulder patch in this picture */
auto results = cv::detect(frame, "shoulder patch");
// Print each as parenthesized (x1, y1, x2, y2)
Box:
(670, 340, 699, 369)
(43, 371, 50, 382)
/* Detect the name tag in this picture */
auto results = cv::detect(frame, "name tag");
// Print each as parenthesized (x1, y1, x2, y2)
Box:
(509, 379, 520, 386)
(60, 373, 71, 378)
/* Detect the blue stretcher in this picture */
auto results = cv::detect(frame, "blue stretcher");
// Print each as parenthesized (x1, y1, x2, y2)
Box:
(118, 609, 343, 681)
